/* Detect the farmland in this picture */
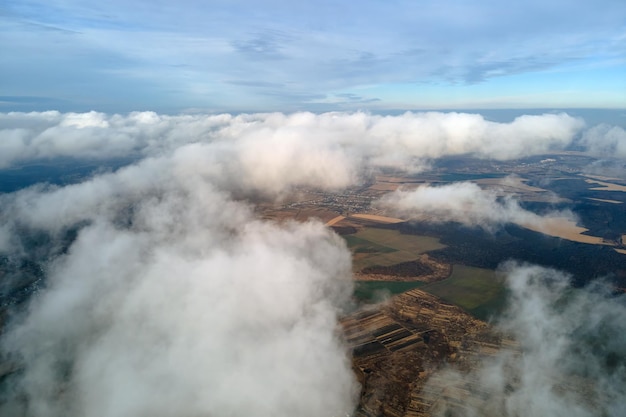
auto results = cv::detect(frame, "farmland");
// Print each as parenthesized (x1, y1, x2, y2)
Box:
(422, 265, 506, 321)
(274, 153, 626, 416)
(353, 280, 426, 303)
(342, 287, 512, 417)
(252, 152, 626, 317)
(343, 228, 446, 271)
(341, 224, 504, 319)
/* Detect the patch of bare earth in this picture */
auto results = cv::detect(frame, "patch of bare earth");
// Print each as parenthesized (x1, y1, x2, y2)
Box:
(325, 215, 346, 226)
(354, 255, 451, 284)
(584, 179, 626, 192)
(350, 213, 406, 224)
(586, 197, 623, 204)
(261, 207, 340, 223)
(518, 217, 611, 246)
(369, 183, 402, 192)
(342, 289, 514, 417)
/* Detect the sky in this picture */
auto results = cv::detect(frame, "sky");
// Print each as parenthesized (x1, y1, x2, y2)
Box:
(2, 0, 625, 113)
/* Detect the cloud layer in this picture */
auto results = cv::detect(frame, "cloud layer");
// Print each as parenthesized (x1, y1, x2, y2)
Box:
(425, 263, 626, 417)
(0, 109, 619, 415)
(0, 110, 585, 173)
(0, 146, 357, 416)
(378, 181, 575, 231)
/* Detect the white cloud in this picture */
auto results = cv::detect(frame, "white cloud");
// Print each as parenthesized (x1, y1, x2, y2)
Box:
(0, 141, 357, 416)
(0, 109, 617, 415)
(377, 181, 576, 231)
(580, 124, 626, 158)
(424, 263, 626, 417)
(0, 111, 585, 174)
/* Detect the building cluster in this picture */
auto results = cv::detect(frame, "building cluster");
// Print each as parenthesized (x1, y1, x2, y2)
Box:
(283, 188, 376, 214)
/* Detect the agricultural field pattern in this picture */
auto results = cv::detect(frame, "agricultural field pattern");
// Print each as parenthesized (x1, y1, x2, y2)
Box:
(260, 152, 626, 415)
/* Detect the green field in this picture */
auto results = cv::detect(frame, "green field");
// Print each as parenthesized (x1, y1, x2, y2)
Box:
(422, 264, 507, 321)
(344, 229, 508, 319)
(344, 228, 446, 271)
(343, 235, 396, 254)
(353, 280, 426, 303)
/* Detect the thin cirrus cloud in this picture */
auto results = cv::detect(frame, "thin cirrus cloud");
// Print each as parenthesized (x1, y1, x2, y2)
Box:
(1, 0, 625, 111)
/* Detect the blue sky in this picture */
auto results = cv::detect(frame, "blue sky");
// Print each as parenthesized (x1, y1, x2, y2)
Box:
(1, 0, 625, 113)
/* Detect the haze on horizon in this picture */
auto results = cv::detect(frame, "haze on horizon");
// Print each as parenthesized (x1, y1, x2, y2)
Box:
(1, 0, 625, 113)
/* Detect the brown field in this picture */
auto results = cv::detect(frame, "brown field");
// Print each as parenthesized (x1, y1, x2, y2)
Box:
(350, 213, 406, 223)
(518, 217, 610, 245)
(354, 228, 445, 252)
(261, 208, 300, 222)
(368, 182, 402, 191)
(346, 228, 446, 271)
(343, 288, 512, 417)
(584, 179, 626, 192)
(586, 197, 623, 204)
(294, 208, 341, 222)
(582, 174, 626, 182)
(325, 215, 346, 226)
(262, 207, 340, 223)
(615, 249, 626, 255)
(355, 254, 451, 283)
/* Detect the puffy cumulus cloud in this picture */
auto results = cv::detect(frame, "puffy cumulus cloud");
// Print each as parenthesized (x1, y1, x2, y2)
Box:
(0, 111, 136, 167)
(580, 124, 626, 159)
(365, 112, 584, 161)
(0, 145, 357, 416)
(424, 263, 626, 417)
(377, 181, 575, 231)
(0, 111, 585, 175)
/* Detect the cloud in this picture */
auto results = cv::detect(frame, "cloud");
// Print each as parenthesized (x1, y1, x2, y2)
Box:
(4, 0, 625, 110)
(423, 263, 626, 417)
(0, 145, 358, 416)
(0, 111, 585, 172)
(0, 109, 614, 415)
(232, 30, 292, 60)
(224, 80, 286, 88)
(377, 181, 575, 231)
(580, 124, 626, 159)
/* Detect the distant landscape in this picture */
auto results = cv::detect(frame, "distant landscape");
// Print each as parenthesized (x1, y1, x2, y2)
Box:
(256, 152, 626, 320)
